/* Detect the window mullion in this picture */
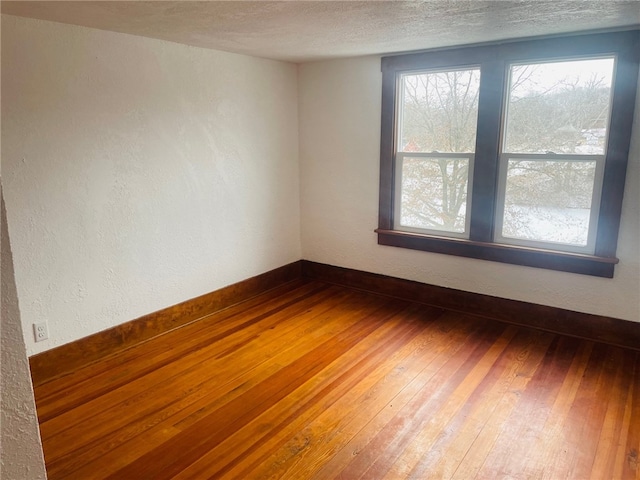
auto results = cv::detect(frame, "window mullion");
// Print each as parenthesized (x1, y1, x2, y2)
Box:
(468, 58, 506, 242)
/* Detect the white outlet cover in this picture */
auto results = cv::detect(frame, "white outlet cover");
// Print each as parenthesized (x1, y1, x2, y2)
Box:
(33, 322, 48, 342)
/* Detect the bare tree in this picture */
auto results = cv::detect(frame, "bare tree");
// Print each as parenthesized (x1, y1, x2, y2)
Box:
(398, 61, 612, 242)
(399, 69, 479, 231)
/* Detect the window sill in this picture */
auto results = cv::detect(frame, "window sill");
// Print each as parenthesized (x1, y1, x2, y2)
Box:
(375, 229, 618, 277)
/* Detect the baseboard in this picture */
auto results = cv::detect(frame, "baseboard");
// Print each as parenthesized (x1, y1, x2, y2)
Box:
(30, 258, 638, 387)
(301, 260, 640, 351)
(29, 261, 302, 387)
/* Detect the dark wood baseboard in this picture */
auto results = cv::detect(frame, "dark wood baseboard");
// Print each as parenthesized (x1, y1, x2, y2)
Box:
(29, 261, 302, 387)
(301, 260, 640, 352)
(30, 258, 638, 387)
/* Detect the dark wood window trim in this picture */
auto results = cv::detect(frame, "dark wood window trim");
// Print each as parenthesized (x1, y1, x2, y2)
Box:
(377, 30, 640, 278)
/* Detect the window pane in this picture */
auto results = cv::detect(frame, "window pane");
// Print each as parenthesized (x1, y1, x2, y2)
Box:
(504, 58, 614, 154)
(399, 157, 470, 233)
(399, 69, 480, 153)
(501, 159, 597, 246)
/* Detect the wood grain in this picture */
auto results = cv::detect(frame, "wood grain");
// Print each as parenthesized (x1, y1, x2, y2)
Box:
(31, 259, 639, 392)
(34, 279, 640, 479)
(302, 260, 640, 351)
(29, 260, 302, 386)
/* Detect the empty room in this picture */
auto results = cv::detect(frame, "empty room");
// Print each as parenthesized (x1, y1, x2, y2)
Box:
(2, 1, 640, 479)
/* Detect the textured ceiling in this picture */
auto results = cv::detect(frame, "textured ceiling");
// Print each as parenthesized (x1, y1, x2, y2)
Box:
(2, 1, 639, 63)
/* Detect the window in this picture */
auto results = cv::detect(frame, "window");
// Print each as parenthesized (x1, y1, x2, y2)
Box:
(395, 68, 479, 237)
(377, 30, 640, 277)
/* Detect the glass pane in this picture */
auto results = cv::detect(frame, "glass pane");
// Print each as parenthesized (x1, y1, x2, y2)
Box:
(399, 69, 480, 153)
(399, 157, 470, 233)
(504, 58, 614, 154)
(501, 159, 597, 246)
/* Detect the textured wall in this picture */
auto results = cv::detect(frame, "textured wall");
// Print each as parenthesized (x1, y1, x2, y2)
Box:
(2, 15, 301, 355)
(1, 190, 48, 479)
(299, 56, 640, 322)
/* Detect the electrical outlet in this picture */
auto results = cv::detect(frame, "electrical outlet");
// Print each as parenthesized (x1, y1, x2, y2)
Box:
(33, 321, 49, 342)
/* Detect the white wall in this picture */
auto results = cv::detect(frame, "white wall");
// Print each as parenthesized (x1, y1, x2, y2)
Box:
(299, 56, 640, 322)
(2, 15, 301, 356)
(1, 190, 47, 480)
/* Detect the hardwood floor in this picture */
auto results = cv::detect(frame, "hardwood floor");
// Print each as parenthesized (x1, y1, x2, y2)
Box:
(33, 279, 640, 479)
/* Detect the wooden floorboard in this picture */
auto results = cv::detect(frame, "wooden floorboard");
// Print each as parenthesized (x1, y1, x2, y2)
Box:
(33, 280, 640, 479)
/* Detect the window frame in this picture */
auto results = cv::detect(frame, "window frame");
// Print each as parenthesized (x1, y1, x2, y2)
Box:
(377, 30, 640, 278)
